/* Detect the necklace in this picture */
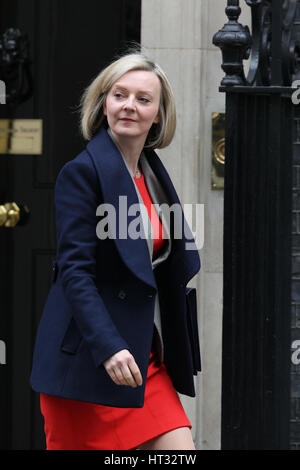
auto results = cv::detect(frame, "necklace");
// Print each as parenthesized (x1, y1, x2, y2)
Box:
(134, 167, 142, 178)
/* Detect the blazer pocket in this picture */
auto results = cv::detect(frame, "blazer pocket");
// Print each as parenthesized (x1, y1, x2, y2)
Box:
(60, 317, 83, 355)
(185, 287, 201, 375)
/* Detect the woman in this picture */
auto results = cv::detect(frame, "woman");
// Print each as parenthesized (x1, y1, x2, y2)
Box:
(30, 51, 201, 450)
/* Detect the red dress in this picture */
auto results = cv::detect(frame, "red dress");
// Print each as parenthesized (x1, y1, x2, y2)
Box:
(40, 172, 191, 450)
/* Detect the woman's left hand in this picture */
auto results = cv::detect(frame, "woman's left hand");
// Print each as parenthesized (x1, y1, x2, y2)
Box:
(103, 349, 143, 388)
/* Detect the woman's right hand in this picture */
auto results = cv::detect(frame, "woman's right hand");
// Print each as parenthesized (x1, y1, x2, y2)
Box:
(103, 349, 143, 388)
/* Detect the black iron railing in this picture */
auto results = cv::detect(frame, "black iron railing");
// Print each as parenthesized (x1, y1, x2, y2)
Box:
(213, 0, 300, 88)
(213, 0, 300, 449)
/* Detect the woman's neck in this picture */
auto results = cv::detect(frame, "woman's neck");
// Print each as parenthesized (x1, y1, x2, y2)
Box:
(109, 129, 145, 177)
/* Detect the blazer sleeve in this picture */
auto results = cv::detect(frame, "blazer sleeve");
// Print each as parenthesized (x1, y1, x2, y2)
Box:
(55, 151, 130, 367)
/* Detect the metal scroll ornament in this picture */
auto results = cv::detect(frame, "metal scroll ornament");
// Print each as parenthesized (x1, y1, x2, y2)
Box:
(0, 27, 33, 105)
(212, 0, 300, 87)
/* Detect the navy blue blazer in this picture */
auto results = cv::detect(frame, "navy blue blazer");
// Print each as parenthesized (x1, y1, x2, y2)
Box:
(30, 127, 201, 408)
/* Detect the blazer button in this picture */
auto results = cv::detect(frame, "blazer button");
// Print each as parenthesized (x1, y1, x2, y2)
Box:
(118, 289, 126, 300)
(52, 260, 58, 283)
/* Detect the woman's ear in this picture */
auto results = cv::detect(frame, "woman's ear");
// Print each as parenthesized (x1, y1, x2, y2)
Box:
(153, 112, 160, 124)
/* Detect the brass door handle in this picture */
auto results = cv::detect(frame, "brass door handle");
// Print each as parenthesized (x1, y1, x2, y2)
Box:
(0, 202, 30, 227)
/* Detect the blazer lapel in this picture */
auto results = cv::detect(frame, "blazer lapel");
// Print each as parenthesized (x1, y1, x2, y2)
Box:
(143, 148, 201, 284)
(86, 127, 156, 290)
(139, 152, 172, 268)
(86, 127, 200, 289)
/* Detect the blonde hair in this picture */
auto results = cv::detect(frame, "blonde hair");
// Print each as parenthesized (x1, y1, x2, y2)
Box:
(79, 51, 176, 149)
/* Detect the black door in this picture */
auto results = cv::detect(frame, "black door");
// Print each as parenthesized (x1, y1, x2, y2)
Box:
(0, 0, 141, 450)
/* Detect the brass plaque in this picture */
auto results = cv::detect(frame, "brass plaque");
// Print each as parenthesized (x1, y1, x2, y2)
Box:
(211, 112, 225, 190)
(0, 119, 42, 154)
